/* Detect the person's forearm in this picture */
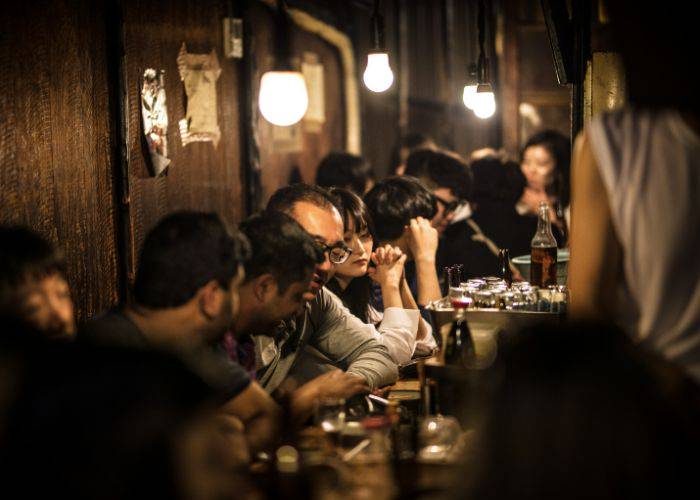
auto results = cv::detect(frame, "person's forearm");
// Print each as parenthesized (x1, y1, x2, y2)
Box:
(289, 380, 320, 427)
(415, 257, 442, 305)
(242, 410, 279, 454)
(400, 278, 419, 310)
(381, 282, 403, 309)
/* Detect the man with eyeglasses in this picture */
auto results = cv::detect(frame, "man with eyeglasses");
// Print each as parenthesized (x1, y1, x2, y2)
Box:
(254, 184, 399, 394)
(404, 149, 472, 234)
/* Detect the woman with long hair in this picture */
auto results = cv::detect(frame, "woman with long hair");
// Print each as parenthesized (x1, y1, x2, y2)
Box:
(517, 130, 571, 242)
(326, 188, 436, 358)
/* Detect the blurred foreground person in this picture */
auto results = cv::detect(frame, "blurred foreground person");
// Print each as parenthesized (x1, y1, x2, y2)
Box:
(1, 327, 243, 500)
(82, 211, 278, 455)
(457, 322, 700, 500)
(568, 1, 700, 381)
(0, 226, 76, 340)
(315, 152, 375, 195)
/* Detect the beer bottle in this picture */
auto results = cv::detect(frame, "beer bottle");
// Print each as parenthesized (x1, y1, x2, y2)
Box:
(530, 201, 558, 287)
(498, 248, 513, 287)
(443, 305, 476, 367)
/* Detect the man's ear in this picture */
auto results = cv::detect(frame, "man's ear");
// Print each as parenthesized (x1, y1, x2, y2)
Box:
(198, 280, 223, 320)
(252, 274, 278, 303)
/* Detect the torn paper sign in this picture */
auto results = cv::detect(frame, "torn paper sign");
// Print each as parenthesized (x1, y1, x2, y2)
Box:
(177, 43, 221, 147)
(141, 68, 170, 176)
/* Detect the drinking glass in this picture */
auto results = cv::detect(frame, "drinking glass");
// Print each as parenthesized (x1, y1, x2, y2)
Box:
(315, 398, 346, 446)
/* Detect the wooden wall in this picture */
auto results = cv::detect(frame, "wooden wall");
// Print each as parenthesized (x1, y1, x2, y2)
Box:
(0, 0, 120, 321)
(1, 0, 571, 321)
(247, 2, 346, 208)
(121, 0, 246, 286)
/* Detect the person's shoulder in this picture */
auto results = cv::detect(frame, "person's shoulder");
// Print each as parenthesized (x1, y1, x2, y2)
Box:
(186, 346, 251, 402)
(79, 308, 145, 348)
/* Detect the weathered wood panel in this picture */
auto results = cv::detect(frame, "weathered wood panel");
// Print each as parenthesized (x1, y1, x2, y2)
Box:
(248, 2, 345, 207)
(0, 0, 120, 321)
(122, 0, 245, 284)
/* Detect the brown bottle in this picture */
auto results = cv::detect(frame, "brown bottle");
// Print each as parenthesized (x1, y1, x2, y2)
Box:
(498, 248, 513, 287)
(530, 202, 558, 287)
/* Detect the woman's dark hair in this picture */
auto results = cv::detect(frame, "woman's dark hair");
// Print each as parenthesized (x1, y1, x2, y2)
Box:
(404, 149, 473, 200)
(134, 211, 250, 309)
(315, 152, 375, 195)
(471, 157, 527, 206)
(326, 188, 376, 322)
(521, 130, 571, 207)
(0, 226, 66, 314)
(364, 176, 437, 243)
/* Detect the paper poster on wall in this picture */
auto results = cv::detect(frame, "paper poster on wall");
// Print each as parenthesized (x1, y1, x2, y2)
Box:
(302, 52, 325, 134)
(271, 121, 303, 153)
(140, 68, 170, 176)
(177, 43, 221, 147)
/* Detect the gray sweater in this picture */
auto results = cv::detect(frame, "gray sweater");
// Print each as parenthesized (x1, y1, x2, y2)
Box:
(255, 287, 399, 393)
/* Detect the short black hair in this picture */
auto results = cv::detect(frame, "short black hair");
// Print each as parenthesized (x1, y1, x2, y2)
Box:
(0, 227, 66, 314)
(265, 183, 339, 215)
(522, 129, 571, 207)
(389, 132, 436, 174)
(329, 187, 376, 241)
(315, 152, 375, 195)
(363, 176, 437, 242)
(471, 157, 527, 206)
(239, 211, 323, 293)
(133, 211, 250, 309)
(404, 149, 473, 200)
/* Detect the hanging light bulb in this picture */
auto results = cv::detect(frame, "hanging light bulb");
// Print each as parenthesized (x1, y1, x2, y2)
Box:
(471, 0, 496, 120)
(363, 53, 394, 93)
(363, 0, 394, 93)
(462, 63, 478, 109)
(259, 71, 308, 126)
(462, 84, 477, 109)
(258, 0, 308, 126)
(473, 83, 496, 119)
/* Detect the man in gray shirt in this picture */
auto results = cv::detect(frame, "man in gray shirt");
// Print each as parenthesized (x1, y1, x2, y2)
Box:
(257, 184, 399, 393)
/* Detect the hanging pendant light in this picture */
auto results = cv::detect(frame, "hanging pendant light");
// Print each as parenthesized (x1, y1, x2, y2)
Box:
(363, 0, 394, 93)
(472, 0, 496, 119)
(258, 0, 308, 126)
(462, 63, 478, 109)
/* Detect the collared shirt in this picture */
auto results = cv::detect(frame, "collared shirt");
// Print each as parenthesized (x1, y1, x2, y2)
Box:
(254, 287, 399, 393)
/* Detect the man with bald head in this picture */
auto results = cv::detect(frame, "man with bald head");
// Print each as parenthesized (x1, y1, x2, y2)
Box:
(256, 184, 399, 394)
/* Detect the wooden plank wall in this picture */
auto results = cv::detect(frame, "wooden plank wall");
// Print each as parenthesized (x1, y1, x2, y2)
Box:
(0, 0, 120, 322)
(121, 0, 246, 286)
(247, 2, 345, 208)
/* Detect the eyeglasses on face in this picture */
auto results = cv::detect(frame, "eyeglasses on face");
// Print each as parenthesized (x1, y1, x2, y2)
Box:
(433, 194, 464, 214)
(315, 240, 353, 264)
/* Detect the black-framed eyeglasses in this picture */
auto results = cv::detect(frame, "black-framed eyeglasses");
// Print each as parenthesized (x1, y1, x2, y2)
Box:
(315, 240, 353, 264)
(433, 194, 464, 214)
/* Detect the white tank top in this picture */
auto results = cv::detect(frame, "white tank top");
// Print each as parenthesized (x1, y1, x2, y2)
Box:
(589, 108, 700, 381)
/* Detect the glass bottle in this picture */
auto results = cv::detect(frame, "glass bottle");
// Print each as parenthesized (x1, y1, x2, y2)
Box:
(530, 201, 558, 287)
(498, 248, 513, 287)
(443, 305, 476, 368)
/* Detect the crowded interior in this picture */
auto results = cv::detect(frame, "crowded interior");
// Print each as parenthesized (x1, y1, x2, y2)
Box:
(1, 0, 699, 498)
